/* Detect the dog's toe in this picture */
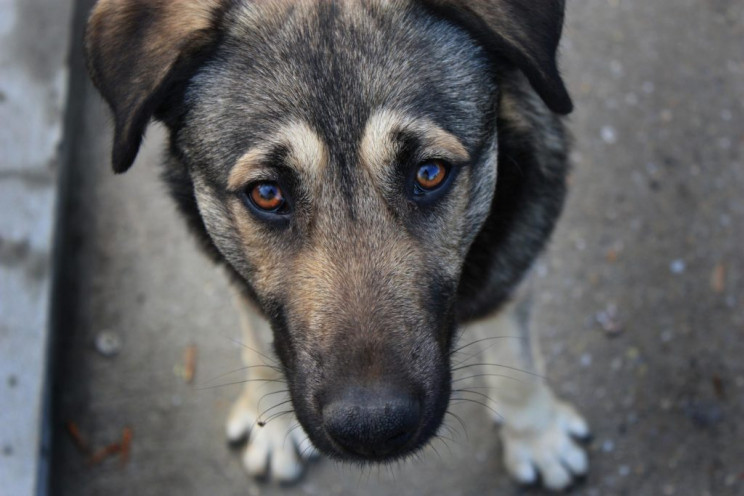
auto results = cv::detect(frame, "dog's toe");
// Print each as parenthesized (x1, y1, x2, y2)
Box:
(558, 402, 590, 440)
(503, 448, 538, 485)
(240, 418, 307, 482)
(226, 391, 255, 442)
(501, 400, 590, 492)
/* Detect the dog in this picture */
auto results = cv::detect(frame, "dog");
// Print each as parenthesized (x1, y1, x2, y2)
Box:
(85, 0, 590, 490)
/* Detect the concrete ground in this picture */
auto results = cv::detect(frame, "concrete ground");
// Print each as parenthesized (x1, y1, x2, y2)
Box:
(49, 0, 744, 495)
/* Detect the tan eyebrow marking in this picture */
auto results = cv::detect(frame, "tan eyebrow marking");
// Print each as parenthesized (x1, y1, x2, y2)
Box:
(359, 108, 470, 181)
(228, 120, 328, 191)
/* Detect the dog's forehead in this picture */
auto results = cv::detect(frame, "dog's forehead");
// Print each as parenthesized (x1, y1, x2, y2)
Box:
(184, 0, 494, 183)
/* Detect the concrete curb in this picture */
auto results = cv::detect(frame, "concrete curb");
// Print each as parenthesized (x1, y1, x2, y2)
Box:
(0, 1, 75, 495)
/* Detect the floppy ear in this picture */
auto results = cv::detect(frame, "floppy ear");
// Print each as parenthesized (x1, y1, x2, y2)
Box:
(421, 0, 573, 114)
(85, 0, 225, 173)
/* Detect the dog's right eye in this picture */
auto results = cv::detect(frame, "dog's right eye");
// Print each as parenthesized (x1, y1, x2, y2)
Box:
(247, 182, 287, 213)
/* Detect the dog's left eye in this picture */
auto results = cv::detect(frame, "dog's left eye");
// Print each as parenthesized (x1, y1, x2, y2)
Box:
(247, 181, 288, 213)
(413, 160, 450, 196)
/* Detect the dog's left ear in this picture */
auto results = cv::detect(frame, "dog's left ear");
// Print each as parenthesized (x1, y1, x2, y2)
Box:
(85, 0, 225, 173)
(421, 0, 573, 114)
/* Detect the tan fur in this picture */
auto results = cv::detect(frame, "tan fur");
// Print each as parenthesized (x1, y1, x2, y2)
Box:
(360, 109, 470, 185)
(227, 121, 329, 192)
(87, 0, 218, 93)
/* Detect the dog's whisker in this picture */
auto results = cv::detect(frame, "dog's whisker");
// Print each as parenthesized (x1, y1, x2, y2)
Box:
(199, 364, 282, 386)
(444, 410, 469, 440)
(431, 434, 456, 456)
(452, 388, 499, 407)
(449, 336, 526, 366)
(437, 420, 457, 439)
(434, 432, 460, 446)
(226, 337, 279, 365)
(451, 362, 545, 379)
(450, 397, 504, 421)
(256, 389, 289, 419)
(258, 409, 295, 427)
(452, 372, 535, 386)
(194, 377, 285, 391)
(257, 399, 294, 424)
(283, 422, 303, 447)
(297, 435, 314, 457)
(449, 335, 527, 356)
(452, 337, 526, 368)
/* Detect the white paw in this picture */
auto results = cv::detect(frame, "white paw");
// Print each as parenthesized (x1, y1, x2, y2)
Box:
(500, 400, 589, 491)
(227, 390, 319, 482)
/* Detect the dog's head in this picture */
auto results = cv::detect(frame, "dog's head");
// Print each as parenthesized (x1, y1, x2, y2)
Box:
(86, 0, 570, 462)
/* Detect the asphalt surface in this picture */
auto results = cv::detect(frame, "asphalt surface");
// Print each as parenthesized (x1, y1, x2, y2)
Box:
(49, 0, 744, 495)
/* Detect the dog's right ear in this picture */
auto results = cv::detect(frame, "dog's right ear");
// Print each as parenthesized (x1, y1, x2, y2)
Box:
(421, 0, 573, 115)
(85, 0, 225, 173)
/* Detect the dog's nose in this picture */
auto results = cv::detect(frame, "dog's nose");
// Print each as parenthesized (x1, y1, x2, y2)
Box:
(322, 385, 421, 458)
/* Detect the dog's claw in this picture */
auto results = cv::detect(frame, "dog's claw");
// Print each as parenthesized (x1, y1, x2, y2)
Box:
(501, 400, 589, 492)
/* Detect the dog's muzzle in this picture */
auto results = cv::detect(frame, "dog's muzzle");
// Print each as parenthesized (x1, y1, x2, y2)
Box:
(321, 383, 422, 459)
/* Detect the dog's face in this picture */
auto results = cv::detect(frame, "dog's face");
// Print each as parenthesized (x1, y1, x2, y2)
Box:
(86, 0, 571, 462)
(182, 2, 499, 460)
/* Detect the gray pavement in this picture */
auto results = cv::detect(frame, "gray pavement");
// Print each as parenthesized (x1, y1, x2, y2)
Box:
(49, 0, 744, 495)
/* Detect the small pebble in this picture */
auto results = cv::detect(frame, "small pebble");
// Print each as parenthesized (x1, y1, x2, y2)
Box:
(660, 330, 674, 343)
(683, 400, 723, 428)
(669, 259, 686, 274)
(535, 263, 548, 278)
(642, 81, 655, 94)
(618, 465, 631, 477)
(601, 125, 617, 144)
(302, 484, 319, 495)
(95, 330, 122, 357)
(602, 439, 615, 453)
(596, 303, 623, 335)
(625, 92, 638, 105)
(580, 353, 593, 367)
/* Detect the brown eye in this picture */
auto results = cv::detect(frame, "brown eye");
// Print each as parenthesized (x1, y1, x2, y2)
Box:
(415, 160, 448, 190)
(249, 182, 285, 212)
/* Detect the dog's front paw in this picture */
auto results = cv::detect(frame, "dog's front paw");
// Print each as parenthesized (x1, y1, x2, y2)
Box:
(226, 389, 318, 482)
(500, 400, 589, 491)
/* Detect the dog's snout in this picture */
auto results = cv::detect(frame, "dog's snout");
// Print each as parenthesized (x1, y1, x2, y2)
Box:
(322, 385, 422, 459)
